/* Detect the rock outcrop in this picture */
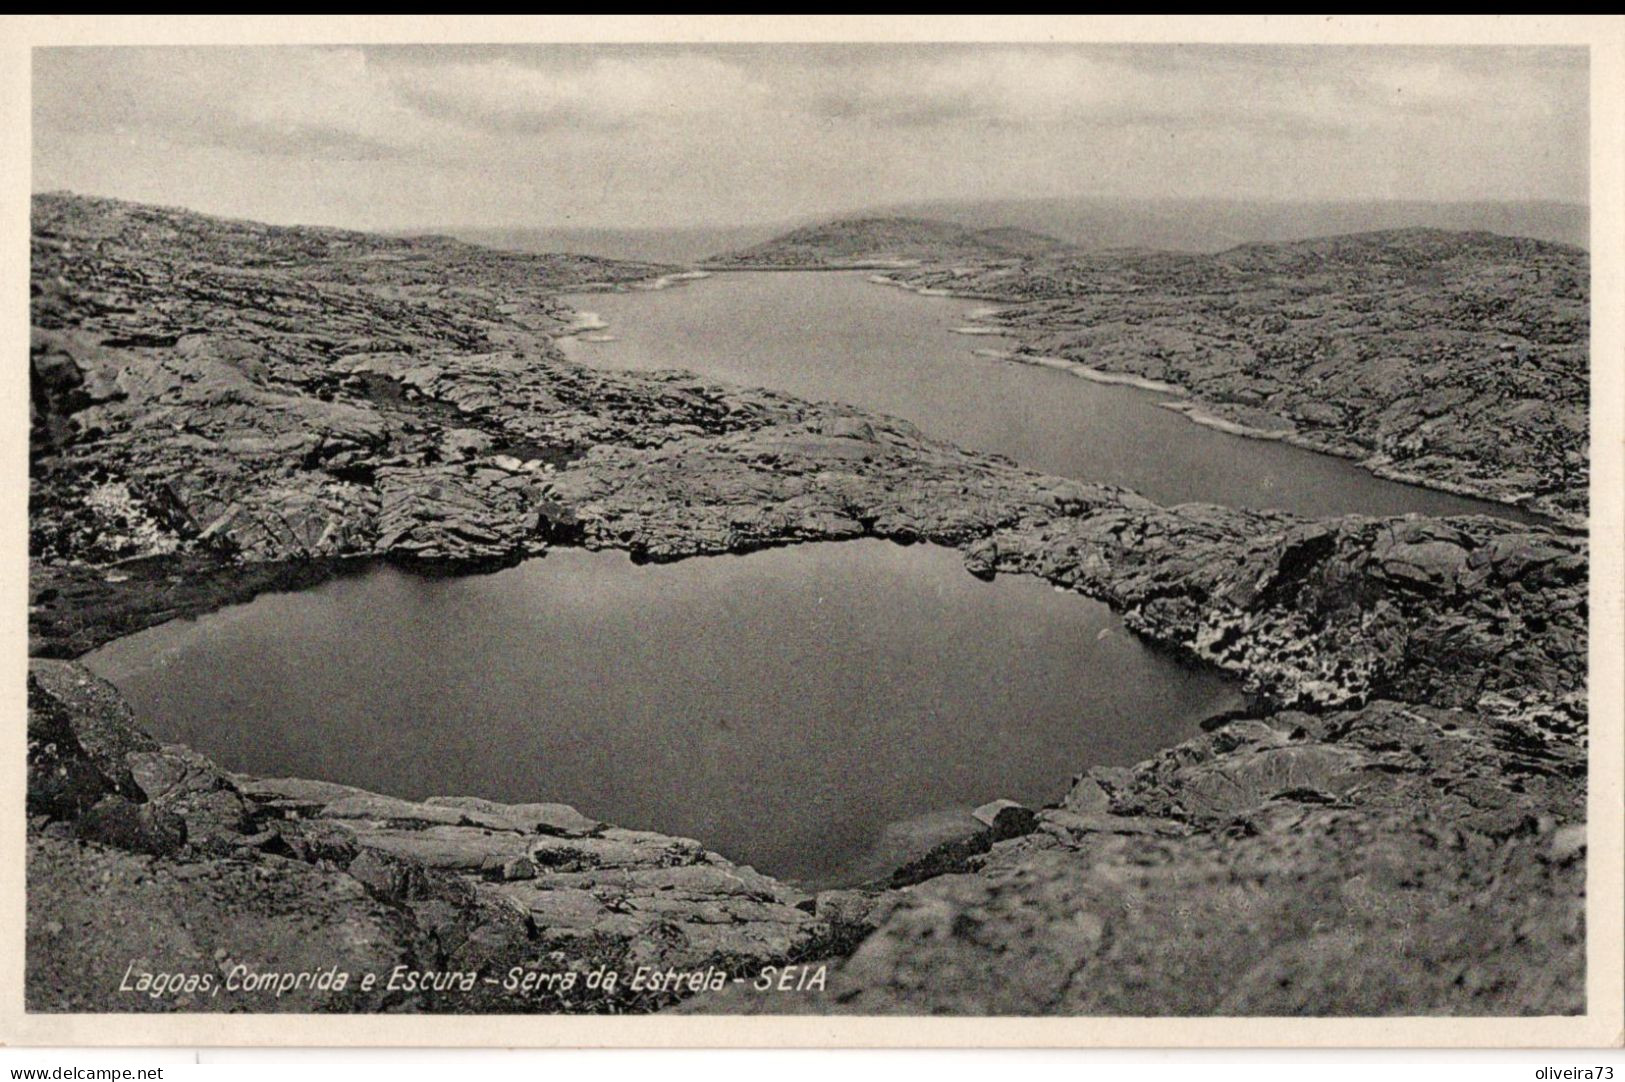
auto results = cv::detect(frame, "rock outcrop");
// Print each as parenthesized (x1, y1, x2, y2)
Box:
(679, 697, 1585, 1016)
(28, 659, 829, 1013)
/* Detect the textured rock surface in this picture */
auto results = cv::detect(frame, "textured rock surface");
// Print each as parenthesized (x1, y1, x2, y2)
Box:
(27, 660, 829, 1013)
(716, 220, 1589, 525)
(678, 699, 1585, 1016)
(28, 195, 1589, 1015)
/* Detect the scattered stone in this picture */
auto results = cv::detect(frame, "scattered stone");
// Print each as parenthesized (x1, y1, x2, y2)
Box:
(972, 799, 1038, 841)
(500, 856, 537, 881)
(1549, 824, 1586, 863)
(73, 795, 187, 857)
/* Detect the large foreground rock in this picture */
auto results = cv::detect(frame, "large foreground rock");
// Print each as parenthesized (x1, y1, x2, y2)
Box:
(27, 661, 827, 1014)
(677, 699, 1585, 1016)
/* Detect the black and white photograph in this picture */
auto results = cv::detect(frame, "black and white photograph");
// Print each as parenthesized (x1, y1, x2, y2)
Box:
(8, 14, 1622, 1050)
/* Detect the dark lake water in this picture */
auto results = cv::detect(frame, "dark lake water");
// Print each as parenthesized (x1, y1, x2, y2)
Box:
(562, 270, 1533, 522)
(83, 541, 1241, 887)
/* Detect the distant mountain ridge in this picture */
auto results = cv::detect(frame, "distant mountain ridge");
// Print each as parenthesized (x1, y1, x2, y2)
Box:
(1210, 226, 1585, 274)
(439, 224, 786, 266)
(705, 216, 1072, 267)
(32, 191, 673, 288)
(415, 199, 1583, 266)
(711, 215, 1583, 271)
(875, 197, 1590, 252)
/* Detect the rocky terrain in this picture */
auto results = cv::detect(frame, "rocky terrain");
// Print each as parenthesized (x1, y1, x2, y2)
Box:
(28, 194, 1587, 1014)
(29, 658, 836, 1013)
(680, 698, 1585, 1016)
(716, 219, 1589, 526)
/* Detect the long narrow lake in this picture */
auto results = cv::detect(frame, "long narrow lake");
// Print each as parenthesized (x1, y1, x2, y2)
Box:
(562, 271, 1532, 522)
(83, 542, 1241, 887)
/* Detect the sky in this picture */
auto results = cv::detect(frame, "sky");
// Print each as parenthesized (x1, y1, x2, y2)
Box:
(32, 43, 1589, 231)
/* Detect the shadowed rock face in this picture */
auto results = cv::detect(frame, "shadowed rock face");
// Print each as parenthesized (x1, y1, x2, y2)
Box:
(715, 221, 1589, 525)
(27, 194, 1587, 1015)
(706, 810, 1584, 1017)
(678, 699, 1585, 1017)
(27, 659, 832, 1014)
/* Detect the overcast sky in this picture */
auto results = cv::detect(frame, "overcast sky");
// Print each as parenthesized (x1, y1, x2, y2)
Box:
(32, 44, 1589, 230)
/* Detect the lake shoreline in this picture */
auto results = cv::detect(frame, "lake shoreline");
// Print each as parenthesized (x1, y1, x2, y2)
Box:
(570, 269, 1564, 529)
(866, 275, 1574, 530)
(81, 539, 1247, 889)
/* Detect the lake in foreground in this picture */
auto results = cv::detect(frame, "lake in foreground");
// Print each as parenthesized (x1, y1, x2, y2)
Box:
(83, 541, 1242, 887)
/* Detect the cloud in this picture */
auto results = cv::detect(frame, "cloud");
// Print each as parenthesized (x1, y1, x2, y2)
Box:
(803, 48, 1352, 134)
(35, 46, 443, 160)
(36, 43, 1584, 148)
(387, 52, 773, 134)
(31, 44, 1589, 228)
